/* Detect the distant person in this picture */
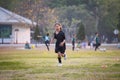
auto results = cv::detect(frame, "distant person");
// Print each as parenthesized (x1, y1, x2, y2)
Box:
(25, 41, 31, 49)
(90, 41, 94, 49)
(76, 40, 81, 49)
(94, 32, 101, 51)
(44, 33, 50, 51)
(72, 34, 76, 51)
(88, 36, 94, 49)
(51, 23, 67, 66)
(81, 41, 87, 48)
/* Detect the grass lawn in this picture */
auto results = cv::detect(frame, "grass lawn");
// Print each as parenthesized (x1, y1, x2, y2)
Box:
(0, 46, 120, 80)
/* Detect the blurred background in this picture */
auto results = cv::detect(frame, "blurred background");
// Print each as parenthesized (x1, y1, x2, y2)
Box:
(0, 0, 120, 43)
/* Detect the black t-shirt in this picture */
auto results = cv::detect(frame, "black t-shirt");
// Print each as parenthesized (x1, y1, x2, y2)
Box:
(54, 31, 66, 48)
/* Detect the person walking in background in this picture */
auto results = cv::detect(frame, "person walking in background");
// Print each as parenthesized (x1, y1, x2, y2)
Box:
(44, 33, 50, 51)
(72, 34, 76, 51)
(51, 23, 67, 66)
(94, 32, 101, 51)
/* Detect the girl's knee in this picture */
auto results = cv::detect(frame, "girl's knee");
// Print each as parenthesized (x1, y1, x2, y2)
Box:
(58, 53, 61, 57)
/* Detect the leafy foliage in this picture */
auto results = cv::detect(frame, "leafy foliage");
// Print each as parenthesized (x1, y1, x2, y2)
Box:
(34, 25, 40, 42)
(117, 12, 120, 31)
(76, 22, 85, 40)
(0, 0, 21, 11)
(0, 0, 120, 42)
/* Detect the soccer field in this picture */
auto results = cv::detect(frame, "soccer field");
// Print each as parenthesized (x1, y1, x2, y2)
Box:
(0, 47, 120, 80)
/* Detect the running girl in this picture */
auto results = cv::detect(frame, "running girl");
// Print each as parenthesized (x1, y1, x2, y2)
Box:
(51, 23, 67, 66)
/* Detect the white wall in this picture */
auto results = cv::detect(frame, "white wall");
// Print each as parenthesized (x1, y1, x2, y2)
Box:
(0, 38, 12, 43)
(12, 24, 30, 43)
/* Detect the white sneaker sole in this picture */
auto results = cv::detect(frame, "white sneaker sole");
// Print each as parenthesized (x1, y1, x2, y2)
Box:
(58, 63, 62, 66)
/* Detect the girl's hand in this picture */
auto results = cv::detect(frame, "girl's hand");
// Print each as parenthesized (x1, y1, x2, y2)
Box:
(60, 40, 65, 46)
(60, 42, 64, 46)
(50, 38, 54, 44)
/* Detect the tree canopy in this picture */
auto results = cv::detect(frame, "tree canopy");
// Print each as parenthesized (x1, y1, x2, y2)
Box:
(0, 0, 120, 42)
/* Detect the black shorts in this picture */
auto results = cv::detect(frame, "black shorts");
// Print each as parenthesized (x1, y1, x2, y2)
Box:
(45, 40, 50, 44)
(55, 45, 66, 54)
(72, 41, 75, 46)
(93, 43, 101, 47)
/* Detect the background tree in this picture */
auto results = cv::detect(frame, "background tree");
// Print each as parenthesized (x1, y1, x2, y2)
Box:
(34, 25, 40, 42)
(1, 0, 120, 43)
(117, 12, 120, 41)
(0, 0, 19, 10)
(76, 22, 85, 41)
(117, 12, 120, 31)
(54, 5, 96, 41)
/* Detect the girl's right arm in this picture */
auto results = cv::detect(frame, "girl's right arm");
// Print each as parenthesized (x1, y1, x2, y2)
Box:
(50, 32, 55, 44)
(50, 38, 54, 44)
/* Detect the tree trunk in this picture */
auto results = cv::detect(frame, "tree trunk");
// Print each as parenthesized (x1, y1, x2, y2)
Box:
(95, 15, 99, 32)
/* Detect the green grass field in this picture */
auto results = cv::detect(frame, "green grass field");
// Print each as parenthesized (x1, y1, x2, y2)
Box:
(0, 46, 120, 80)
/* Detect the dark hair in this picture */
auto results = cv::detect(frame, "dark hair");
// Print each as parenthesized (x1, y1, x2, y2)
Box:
(95, 32, 98, 35)
(47, 33, 49, 36)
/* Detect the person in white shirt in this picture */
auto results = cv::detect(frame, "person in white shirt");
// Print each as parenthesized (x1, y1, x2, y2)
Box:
(45, 33, 50, 51)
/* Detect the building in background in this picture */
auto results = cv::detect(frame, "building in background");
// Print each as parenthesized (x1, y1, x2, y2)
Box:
(0, 7, 36, 44)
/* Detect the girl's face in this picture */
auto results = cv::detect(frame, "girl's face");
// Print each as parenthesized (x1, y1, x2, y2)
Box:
(55, 24, 61, 31)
